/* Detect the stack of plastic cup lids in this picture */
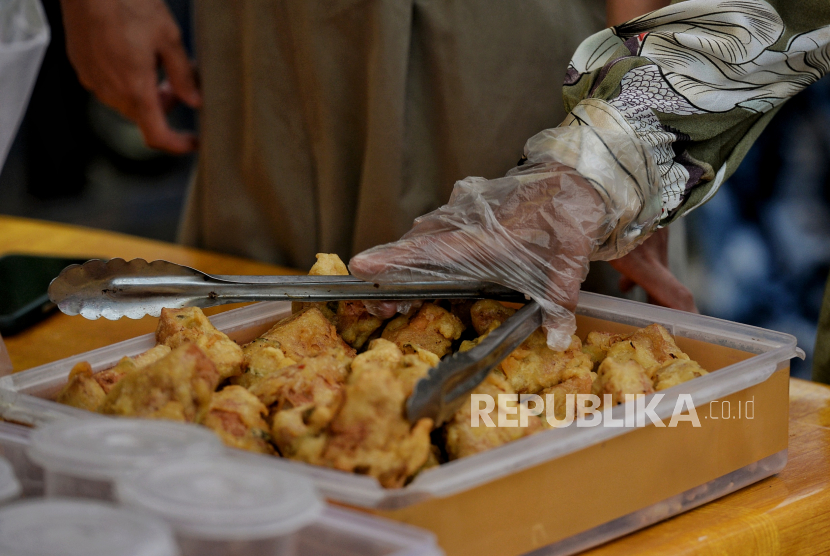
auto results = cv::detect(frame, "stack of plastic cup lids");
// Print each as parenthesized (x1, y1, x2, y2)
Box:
(0, 498, 180, 556)
(26, 418, 225, 500)
(0, 456, 21, 505)
(116, 457, 324, 555)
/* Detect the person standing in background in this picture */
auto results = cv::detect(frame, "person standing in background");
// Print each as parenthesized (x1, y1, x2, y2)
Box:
(58, 0, 690, 312)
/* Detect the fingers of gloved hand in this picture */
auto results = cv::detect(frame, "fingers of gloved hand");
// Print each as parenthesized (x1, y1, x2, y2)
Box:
(350, 168, 607, 352)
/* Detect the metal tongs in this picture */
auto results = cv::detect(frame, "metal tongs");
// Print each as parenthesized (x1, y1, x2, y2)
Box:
(49, 258, 543, 425)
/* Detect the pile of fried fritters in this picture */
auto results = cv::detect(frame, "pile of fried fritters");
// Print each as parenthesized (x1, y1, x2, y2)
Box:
(56, 254, 707, 488)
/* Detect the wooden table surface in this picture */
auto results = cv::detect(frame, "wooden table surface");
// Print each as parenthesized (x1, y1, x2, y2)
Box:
(2, 215, 829, 555)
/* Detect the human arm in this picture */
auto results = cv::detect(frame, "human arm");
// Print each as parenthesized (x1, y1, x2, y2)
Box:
(353, 0, 830, 347)
(60, 0, 200, 153)
(606, 0, 671, 27)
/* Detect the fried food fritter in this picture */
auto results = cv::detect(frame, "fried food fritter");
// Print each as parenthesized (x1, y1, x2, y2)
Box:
(98, 344, 221, 421)
(652, 359, 709, 391)
(540, 364, 595, 422)
(592, 358, 654, 406)
(501, 332, 593, 394)
(198, 385, 275, 454)
(582, 331, 626, 371)
(308, 252, 349, 276)
(250, 353, 351, 462)
(56, 345, 173, 411)
(335, 300, 385, 350)
(231, 339, 297, 390)
(470, 299, 516, 336)
(156, 307, 245, 380)
(603, 324, 689, 378)
(259, 307, 356, 362)
(321, 340, 434, 488)
(382, 303, 465, 358)
(55, 362, 105, 411)
(445, 373, 543, 460)
(467, 300, 594, 395)
(292, 253, 384, 349)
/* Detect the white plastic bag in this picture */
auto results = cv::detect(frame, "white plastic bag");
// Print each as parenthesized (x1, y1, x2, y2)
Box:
(0, 0, 49, 169)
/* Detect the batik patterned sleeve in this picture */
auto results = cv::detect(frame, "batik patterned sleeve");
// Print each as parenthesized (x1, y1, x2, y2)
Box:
(561, 0, 830, 229)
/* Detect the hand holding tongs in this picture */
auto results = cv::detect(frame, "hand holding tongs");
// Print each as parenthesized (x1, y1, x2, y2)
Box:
(49, 258, 544, 424)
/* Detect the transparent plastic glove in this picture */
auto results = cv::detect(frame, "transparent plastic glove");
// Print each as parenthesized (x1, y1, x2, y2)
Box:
(351, 127, 661, 350)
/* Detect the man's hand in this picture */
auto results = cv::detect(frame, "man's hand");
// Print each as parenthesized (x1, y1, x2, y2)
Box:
(610, 227, 698, 312)
(61, 0, 201, 153)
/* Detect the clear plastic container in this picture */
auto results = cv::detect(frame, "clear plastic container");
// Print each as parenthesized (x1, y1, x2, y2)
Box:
(0, 455, 21, 505)
(297, 507, 444, 556)
(0, 421, 40, 496)
(116, 456, 324, 556)
(0, 498, 180, 556)
(27, 418, 224, 501)
(0, 295, 802, 556)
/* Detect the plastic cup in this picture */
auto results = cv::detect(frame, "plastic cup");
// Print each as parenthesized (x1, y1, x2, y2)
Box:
(117, 456, 324, 556)
(0, 498, 180, 556)
(26, 418, 224, 500)
(0, 456, 21, 505)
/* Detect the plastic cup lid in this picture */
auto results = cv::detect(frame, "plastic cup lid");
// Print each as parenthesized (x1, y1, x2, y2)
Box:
(0, 498, 179, 556)
(117, 457, 324, 540)
(26, 418, 224, 481)
(0, 456, 21, 502)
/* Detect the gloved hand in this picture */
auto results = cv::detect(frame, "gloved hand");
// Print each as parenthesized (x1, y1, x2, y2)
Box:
(350, 126, 661, 350)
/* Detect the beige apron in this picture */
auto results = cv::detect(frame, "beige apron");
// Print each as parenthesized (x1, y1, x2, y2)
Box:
(180, 0, 605, 270)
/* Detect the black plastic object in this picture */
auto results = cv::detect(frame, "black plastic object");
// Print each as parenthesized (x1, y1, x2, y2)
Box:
(0, 254, 89, 335)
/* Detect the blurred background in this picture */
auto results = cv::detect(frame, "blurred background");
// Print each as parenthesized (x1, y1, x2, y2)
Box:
(1, 0, 828, 380)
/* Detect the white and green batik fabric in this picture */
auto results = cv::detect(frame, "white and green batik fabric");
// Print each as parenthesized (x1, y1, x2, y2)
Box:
(561, 0, 830, 230)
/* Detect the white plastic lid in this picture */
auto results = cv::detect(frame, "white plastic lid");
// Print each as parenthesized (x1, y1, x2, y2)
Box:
(0, 456, 21, 502)
(0, 498, 179, 556)
(117, 457, 324, 540)
(26, 418, 224, 481)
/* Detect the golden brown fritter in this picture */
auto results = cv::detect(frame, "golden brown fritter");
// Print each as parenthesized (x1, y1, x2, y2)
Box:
(292, 253, 384, 349)
(466, 300, 594, 395)
(55, 362, 106, 411)
(231, 339, 297, 390)
(335, 300, 384, 350)
(652, 359, 709, 391)
(540, 365, 595, 423)
(582, 331, 626, 371)
(382, 303, 465, 358)
(603, 324, 689, 378)
(350, 338, 433, 397)
(500, 332, 594, 395)
(320, 340, 434, 488)
(198, 385, 275, 454)
(470, 299, 516, 336)
(98, 344, 221, 421)
(445, 373, 543, 460)
(259, 307, 356, 362)
(592, 358, 654, 406)
(250, 353, 351, 463)
(56, 345, 173, 411)
(156, 307, 245, 380)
